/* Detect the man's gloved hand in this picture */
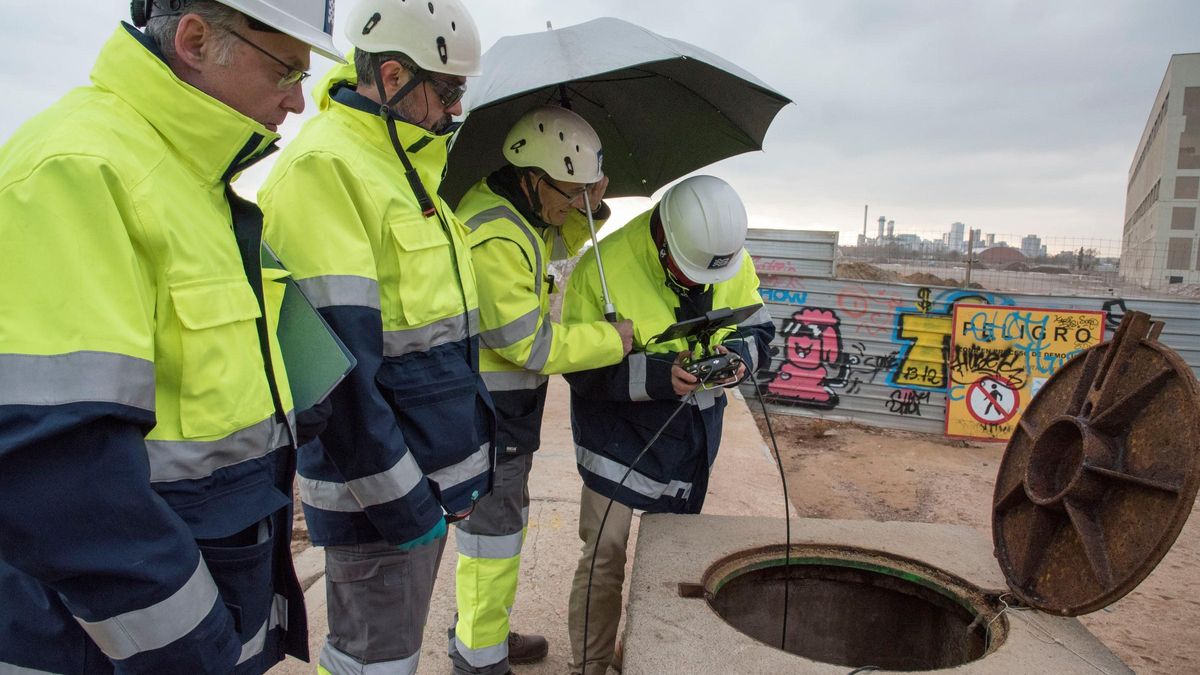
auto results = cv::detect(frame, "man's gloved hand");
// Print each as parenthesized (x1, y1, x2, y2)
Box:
(295, 395, 333, 446)
(396, 517, 447, 552)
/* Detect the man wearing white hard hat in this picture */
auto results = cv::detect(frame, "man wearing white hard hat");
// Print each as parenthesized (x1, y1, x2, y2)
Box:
(561, 175, 776, 674)
(452, 105, 635, 674)
(0, 1, 342, 673)
(259, 1, 495, 673)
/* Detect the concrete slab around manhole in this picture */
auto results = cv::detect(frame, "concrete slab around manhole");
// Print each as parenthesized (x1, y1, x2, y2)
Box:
(624, 514, 1132, 674)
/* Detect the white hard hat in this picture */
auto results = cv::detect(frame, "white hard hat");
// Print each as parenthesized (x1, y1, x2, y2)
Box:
(502, 105, 604, 184)
(344, 0, 481, 76)
(222, 0, 342, 61)
(660, 175, 748, 285)
(133, 0, 343, 62)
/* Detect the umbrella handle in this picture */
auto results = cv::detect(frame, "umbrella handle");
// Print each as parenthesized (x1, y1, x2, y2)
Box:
(583, 192, 618, 322)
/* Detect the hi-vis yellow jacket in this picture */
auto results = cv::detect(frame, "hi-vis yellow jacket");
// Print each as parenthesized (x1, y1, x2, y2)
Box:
(0, 25, 302, 674)
(563, 208, 775, 514)
(260, 61, 494, 548)
(458, 176, 624, 455)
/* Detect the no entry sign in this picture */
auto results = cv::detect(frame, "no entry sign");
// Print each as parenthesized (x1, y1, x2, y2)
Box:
(945, 304, 1105, 441)
(966, 376, 1019, 425)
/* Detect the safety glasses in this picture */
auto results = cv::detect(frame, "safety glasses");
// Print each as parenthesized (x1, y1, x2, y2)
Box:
(228, 30, 310, 90)
(540, 176, 588, 203)
(426, 75, 467, 109)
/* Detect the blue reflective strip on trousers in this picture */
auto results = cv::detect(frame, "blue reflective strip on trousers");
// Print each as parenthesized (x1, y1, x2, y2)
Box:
(428, 444, 490, 491)
(74, 559, 219, 661)
(0, 351, 155, 410)
(627, 353, 652, 401)
(145, 415, 292, 483)
(296, 275, 381, 310)
(455, 529, 524, 559)
(452, 635, 508, 669)
(298, 452, 425, 512)
(320, 641, 419, 675)
(575, 445, 693, 501)
(382, 309, 480, 357)
(478, 307, 539, 350)
(480, 369, 546, 392)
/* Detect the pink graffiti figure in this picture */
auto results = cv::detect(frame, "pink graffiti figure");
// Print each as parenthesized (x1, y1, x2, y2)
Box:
(769, 308, 842, 408)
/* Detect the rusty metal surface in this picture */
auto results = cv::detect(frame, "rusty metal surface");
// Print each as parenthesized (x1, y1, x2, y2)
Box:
(992, 311, 1200, 615)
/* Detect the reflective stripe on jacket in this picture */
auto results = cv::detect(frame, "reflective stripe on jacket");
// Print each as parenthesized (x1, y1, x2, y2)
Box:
(260, 61, 494, 547)
(458, 179, 623, 454)
(0, 24, 303, 674)
(562, 208, 775, 514)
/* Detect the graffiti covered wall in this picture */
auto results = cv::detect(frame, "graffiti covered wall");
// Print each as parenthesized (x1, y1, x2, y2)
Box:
(745, 273, 1200, 435)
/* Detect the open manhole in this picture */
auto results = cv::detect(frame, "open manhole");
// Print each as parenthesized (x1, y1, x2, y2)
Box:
(700, 545, 1007, 671)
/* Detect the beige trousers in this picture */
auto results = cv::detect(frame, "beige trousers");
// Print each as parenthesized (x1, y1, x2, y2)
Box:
(568, 485, 635, 675)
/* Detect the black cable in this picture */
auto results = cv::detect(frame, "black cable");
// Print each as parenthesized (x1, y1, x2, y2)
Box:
(577, 327, 789, 671)
(748, 370, 791, 651)
(579, 372, 709, 672)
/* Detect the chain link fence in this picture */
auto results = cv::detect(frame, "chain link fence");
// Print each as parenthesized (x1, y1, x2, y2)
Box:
(838, 231, 1200, 300)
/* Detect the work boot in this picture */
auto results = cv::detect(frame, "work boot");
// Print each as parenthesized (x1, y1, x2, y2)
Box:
(507, 631, 549, 665)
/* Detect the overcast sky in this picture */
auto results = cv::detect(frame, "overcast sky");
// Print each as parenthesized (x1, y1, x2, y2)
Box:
(5, 0, 1199, 246)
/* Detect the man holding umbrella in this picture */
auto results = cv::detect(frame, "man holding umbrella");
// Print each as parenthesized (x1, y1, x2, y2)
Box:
(451, 105, 634, 674)
(259, 0, 494, 673)
(561, 175, 776, 675)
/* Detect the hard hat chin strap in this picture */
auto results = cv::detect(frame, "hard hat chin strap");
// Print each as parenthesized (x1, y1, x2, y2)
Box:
(372, 53, 437, 218)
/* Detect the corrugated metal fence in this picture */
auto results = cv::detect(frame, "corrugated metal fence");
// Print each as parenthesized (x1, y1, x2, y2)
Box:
(742, 232, 1200, 435)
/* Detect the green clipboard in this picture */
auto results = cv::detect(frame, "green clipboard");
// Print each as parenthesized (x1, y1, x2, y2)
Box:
(261, 244, 357, 411)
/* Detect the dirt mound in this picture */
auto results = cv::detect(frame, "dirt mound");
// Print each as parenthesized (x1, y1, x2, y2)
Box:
(836, 261, 900, 282)
(900, 272, 956, 287)
(1030, 265, 1070, 274)
(1166, 284, 1200, 298)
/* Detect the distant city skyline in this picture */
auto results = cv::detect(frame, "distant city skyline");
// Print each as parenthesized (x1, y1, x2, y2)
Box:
(4, 1, 1199, 245)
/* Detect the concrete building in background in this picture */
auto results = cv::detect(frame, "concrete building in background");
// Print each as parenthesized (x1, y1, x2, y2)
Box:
(1021, 234, 1046, 259)
(949, 221, 966, 251)
(1122, 52, 1200, 288)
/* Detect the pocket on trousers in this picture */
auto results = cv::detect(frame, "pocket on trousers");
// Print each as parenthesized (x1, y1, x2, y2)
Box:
(199, 525, 275, 637)
(325, 546, 432, 661)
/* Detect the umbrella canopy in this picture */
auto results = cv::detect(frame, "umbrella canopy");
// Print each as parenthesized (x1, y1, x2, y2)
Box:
(441, 17, 792, 206)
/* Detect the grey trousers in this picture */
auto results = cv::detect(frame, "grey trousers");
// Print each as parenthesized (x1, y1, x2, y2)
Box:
(318, 536, 445, 675)
(568, 485, 634, 675)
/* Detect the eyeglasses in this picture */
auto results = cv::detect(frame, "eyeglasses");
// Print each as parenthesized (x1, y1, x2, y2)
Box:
(426, 75, 467, 109)
(540, 176, 588, 203)
(228, 30, 310, 90)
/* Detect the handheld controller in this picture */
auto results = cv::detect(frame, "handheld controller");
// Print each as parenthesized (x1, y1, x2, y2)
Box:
(684, 352, 743, 384)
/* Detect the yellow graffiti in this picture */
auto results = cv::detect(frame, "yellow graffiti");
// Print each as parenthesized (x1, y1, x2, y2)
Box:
(895, 313, 951, 388)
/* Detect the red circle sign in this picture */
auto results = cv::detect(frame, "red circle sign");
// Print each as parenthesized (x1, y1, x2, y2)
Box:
(966, 375, 1020, 425)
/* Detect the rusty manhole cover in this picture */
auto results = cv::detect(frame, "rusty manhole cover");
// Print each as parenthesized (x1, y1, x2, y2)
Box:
(993, 311, 1200, 615)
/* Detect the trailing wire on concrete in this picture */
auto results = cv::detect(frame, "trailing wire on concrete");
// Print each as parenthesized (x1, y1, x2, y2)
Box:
(988, 593, 1115, 675)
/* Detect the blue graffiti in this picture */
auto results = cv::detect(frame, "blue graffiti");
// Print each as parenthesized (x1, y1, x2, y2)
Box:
(760, 288, 809, 306)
